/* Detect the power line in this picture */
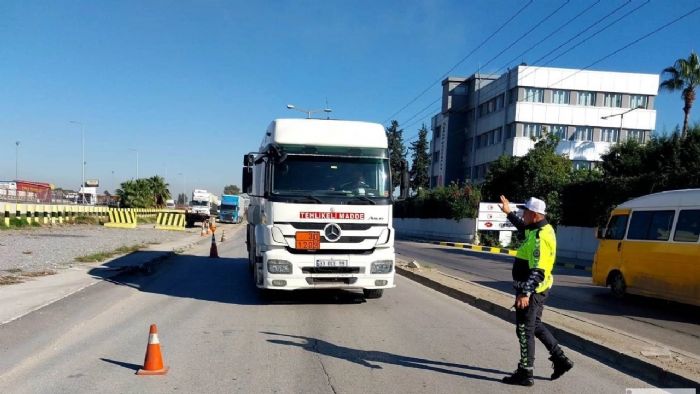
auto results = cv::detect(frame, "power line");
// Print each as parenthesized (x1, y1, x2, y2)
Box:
(521, 0, 632, 71)
(380, 0, 534, 125)
(396, 1, 569, 129)
(473, 0, 572, 74)
(535, 0, 650, 68)
(496, 0, 602, 75)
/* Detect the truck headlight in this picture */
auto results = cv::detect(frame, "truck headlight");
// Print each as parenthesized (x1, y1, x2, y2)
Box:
(371, 260, 393, 274)
(267, 260, 292, 274)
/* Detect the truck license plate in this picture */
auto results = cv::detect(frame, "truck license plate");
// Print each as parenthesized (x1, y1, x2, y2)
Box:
(315, 259, 348, 268)
(295, 231, 320, 250)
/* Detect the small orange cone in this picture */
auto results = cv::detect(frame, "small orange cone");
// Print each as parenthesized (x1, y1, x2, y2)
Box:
(220, 230, 226, 242)
(209, 233, 219, 258)
(136, 324, 169, 375)
(200, 222, 206, 237)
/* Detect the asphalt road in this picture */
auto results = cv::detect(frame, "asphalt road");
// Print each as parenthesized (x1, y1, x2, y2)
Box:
(0, 231, 650, 393)
(396, 240, 700, 357)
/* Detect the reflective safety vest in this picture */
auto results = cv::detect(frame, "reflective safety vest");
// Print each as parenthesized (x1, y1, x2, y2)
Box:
(515, 223, 556, 293)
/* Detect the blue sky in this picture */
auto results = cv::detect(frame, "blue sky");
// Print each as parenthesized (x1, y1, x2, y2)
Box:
(1, 0, 698, 195)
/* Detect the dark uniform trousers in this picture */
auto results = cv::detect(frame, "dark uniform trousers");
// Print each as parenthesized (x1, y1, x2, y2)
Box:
(515, 291, 563, 369)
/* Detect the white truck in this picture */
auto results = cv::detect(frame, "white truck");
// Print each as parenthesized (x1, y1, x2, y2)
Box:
(186, 189, 212, 227)
(242, 119, 407, 299)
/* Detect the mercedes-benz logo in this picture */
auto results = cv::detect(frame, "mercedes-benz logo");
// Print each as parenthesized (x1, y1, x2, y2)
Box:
(323, 223, 342, 242)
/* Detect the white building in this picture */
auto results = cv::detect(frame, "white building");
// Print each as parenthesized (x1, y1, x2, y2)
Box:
(429, 65, 659, 186)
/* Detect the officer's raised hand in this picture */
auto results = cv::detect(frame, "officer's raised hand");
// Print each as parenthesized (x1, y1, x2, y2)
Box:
(499, 195, 511, 214)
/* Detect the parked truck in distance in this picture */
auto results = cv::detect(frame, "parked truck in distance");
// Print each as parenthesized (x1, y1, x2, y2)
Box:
(220, 194, 241, 223)
(242, 118, 407, 299)
(185, 189, 211, 227)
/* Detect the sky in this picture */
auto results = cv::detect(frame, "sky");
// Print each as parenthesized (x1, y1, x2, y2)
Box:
(1, 0, 699, 195)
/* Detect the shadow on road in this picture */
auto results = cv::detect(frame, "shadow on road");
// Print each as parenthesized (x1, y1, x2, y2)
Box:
(88, 253, 368, 306)
(262, 332, 524, 382)
(100, 358, 141, 372)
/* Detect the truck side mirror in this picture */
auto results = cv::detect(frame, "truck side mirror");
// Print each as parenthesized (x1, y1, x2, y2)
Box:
(242, 167, 253, 194)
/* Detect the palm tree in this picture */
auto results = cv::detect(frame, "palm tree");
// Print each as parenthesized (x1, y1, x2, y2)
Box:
(660, 51, 700, 138)
(147, 175, 171, 207)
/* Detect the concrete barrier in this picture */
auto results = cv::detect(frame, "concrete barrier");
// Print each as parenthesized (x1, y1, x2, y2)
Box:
(393, 218, 476, 242)
(155, 212, 185, 231)
(556, 226, 598, 261)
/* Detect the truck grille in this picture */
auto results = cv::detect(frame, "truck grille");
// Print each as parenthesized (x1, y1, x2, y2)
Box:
(305, 277, 358, 285)
(302, 267, 363, 274)
(277, 222, 377, 231)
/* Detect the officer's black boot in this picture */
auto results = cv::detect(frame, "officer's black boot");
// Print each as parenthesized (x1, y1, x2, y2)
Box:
(502, 367, 534, 386)
(550, 353, 574, 380)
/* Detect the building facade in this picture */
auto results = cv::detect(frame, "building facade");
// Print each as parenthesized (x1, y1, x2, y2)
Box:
(429, 65, 659, 186)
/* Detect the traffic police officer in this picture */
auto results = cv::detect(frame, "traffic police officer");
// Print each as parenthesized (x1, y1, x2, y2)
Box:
(499, 195, 574, 386)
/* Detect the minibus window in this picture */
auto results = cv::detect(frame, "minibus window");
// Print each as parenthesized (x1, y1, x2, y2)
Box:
(674, 209, 700, 242)
(605, 215, 628, 240)
(627, 210, 675, 241)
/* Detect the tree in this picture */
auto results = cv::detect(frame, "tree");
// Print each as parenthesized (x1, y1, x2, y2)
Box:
(482, 133, 571, 226)
(660, 51, 700, 138)
(147, 175, 171, 207)
(386, 120, 406, 190)
(177, 193, 188, 205)
(223, 184, 240, 195)
(409, 124, 430, 192)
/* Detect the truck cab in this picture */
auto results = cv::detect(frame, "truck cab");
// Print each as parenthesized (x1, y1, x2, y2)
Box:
(220, 194, 241, 223)
(243, 119, 405, 299)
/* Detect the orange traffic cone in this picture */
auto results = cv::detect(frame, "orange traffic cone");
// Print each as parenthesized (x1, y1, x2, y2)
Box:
(209, 233, 219, 258)
(209, 220, 216, 234)
(136, 324, 169, 375)
(200, 222, 206, 237)
(220, 230, 226, 242)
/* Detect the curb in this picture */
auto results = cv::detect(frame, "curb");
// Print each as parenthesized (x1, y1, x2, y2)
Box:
(395, 265, 699, 388)
(405, 238, 593, 272)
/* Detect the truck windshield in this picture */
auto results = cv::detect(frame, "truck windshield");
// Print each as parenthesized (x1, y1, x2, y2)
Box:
(191, 200, 208, 206)
(220, 204, 237, 211)
(272, 156, 391, 199)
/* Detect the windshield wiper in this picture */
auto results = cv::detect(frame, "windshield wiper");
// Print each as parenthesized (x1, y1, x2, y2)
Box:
(292, 195, 324, 204)
(347, 196, 376, 205)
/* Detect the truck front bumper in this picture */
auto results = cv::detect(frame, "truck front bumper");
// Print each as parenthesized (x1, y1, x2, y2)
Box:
(259, 247, 396, 291)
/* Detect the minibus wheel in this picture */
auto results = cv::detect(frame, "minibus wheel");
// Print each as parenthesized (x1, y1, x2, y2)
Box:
(609, 271, 626, 298)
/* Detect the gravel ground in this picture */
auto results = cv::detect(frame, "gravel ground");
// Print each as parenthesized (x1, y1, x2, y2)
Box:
(0, 225, 196, 273)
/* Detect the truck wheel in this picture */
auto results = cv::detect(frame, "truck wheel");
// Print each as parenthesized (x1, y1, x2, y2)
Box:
(609, 271, 626, 299)
(363, 289, 384, 299)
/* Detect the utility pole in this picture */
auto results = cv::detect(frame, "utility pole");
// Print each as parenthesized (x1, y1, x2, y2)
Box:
(15, 141, 20, 180)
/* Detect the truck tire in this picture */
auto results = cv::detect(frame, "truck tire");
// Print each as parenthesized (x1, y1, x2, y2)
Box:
(363, 289, 384, 299)
(609, 271, 626, 299)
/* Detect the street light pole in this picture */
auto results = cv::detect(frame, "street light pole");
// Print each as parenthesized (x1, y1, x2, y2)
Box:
(15, 141, 20, 180)
(601, 105, 645, 142)
(70, 121, 85, 189)
(178, 172, 186, 205)
(129, 149, 139, 179)
(286, 104, 332, 119)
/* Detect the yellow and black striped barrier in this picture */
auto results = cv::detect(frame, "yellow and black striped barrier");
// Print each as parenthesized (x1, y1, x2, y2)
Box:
(413, 239, 592, 272)
(104, 209, 138, 229)
(155, 212, 185, 231)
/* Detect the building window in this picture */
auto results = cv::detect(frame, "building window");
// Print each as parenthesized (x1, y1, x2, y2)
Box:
(627, 130, 646, 143)
(506, 123, 515, 139)
(572, 160, 593, 170)
(630, 95, 648, 109)
(601, 128, 619, 143)
(575, 126, 593, 141)
(552, 90, 570, 104)
(508, 88, 516, 104)
(496, 94, 504, 111)
(603, 93, 622, 108)
(432, 151, 440, 163)
(578, 91, 595, 106)
(496, 127, 502, 143)
(524, 123, 541, 138)
(434, 126, 441, 138)
(524, 88, 544, 103)
(548, 125, 567, 140)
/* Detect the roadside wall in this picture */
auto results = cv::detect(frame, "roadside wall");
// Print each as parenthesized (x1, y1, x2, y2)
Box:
(556, 225, 599, 261)
(393, 218, 476, 242)
(393, 219, 598, 262)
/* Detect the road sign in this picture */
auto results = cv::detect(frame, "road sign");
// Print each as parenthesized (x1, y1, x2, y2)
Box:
(477, 202, 523, 231)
